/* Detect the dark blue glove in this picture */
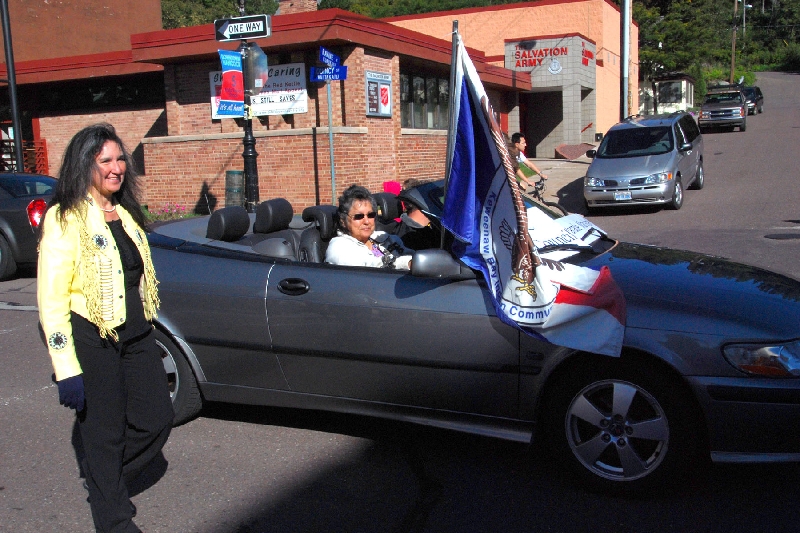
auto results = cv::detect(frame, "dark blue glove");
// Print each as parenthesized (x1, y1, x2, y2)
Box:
(57, 375, 85, 412)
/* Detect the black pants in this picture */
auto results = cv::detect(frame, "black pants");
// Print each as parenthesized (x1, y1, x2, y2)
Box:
(75, 328, 174, 533)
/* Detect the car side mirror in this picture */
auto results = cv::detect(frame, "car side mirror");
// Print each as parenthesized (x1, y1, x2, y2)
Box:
(411, 249, 475, 279)
(586, 149, 597, 158)
(678, 142, 692, 152)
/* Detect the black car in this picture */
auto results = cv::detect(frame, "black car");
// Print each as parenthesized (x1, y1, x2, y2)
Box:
(742, 86, 764, 115)
(0, 172, 56, 280)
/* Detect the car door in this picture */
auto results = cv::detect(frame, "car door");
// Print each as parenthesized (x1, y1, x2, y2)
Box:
(152, 245, 290, 391)
(265, 261, 520, 418)
(674, 118, 697, 184)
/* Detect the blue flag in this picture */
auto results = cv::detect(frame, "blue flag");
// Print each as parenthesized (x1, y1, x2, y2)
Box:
(441, 36, 626, 356)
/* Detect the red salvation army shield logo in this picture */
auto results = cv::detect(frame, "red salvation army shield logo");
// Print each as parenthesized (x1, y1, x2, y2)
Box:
(380, 86, 389, 107)
(220, 71, 244, 101)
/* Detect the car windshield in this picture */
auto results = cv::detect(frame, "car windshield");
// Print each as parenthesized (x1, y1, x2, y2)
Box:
(595, 126, 673, 158)
(743, 88, 756, 99)
(0, 175, 56, 198)
(704, 92, 741, 104)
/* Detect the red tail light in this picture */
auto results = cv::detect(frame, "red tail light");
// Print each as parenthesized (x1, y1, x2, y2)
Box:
(27, 198, 48, 229)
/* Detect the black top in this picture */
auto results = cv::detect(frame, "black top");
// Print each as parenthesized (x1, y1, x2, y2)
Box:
(72, 219, 150, 347)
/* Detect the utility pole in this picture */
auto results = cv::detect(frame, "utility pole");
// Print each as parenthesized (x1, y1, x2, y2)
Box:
(730, 0, 738, 83)
(238, 0, 259, 212)
(1, 0, 24, 172)
(620, 0, 631, 121)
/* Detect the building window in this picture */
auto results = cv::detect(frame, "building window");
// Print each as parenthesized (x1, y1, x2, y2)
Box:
(657, 81, 682, 104)
(400, 73, 449, 129)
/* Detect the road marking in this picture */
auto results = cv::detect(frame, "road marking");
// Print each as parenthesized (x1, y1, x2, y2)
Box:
(0, 301, 38, 312)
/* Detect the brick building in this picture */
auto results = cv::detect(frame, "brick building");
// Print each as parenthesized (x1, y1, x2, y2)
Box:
(1, 0, 636, 213)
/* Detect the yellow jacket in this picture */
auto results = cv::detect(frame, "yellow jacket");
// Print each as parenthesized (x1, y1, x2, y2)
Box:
(37, 198, 159, 380)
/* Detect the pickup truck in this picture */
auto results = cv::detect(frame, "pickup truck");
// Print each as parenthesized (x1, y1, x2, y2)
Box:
(698, 89, 747, 132)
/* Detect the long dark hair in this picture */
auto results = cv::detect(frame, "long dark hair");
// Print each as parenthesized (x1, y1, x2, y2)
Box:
(49, 123, 148, 230)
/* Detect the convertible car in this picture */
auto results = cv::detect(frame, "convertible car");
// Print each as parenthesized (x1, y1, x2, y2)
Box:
(148, 182, 800, 493)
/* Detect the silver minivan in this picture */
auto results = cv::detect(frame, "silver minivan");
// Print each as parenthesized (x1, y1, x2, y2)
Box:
(583, 113, 704, 211)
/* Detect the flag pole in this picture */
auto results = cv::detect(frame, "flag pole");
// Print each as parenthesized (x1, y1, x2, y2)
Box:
(441, 20, 459, 249)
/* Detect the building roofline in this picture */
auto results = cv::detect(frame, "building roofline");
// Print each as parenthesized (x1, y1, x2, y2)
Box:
(0, 50, 162, 85)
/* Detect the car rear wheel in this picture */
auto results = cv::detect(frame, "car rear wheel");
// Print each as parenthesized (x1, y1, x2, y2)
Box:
(689, 160, 705, 190)
(155, 329, 203, 426)
(541, 355, 699, 494)
(668, 179, 683, 210)
(0, 234, 17, 281)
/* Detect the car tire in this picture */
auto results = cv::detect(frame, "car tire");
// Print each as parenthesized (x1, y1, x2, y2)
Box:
(541, 355, 700, 494)
(668, 179, 683, 210)
(0, 234, 17, 281)
(689, 160, 704, 190)
(740, 120, 746, 132)
(155, 329, 203, 426)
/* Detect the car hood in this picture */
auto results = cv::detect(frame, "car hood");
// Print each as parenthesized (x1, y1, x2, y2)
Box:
(584, 242, 800, 339)
(587, 153, 674, 179)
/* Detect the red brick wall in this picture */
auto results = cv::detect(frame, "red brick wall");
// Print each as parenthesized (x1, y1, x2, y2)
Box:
(38, 107, 167, 178)
(138, 43, 504, 213)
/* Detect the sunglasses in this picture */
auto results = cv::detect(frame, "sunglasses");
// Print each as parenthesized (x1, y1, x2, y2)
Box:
(347, 211, 377, 221)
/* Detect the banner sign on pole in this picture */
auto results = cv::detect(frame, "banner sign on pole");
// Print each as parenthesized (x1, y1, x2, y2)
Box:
(366, 70, 392, 117)
(249, 63, 308, 116)
(310, 66, 348, 82)
(215, 50, 244, 117)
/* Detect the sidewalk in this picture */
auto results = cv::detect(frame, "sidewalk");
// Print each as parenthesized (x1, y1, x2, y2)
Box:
(528, 154, 592, 214)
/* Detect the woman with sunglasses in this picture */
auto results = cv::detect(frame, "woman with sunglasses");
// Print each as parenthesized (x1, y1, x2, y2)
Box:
(326, 184, 412, 269)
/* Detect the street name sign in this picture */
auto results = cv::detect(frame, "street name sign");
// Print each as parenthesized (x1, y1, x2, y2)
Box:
(214, 15, 271, 41)
(310, 66, 348, 82)
(319, 47, 340, 67)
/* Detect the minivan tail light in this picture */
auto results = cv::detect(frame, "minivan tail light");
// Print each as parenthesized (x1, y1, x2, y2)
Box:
(27, 198, 47, 228)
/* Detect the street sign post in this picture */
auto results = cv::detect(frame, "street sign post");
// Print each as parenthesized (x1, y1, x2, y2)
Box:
(214, 15, 271, 41)
(312, 47, 349, 203)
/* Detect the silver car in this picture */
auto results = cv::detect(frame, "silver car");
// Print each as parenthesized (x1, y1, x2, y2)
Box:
(584, 113, 704, 212)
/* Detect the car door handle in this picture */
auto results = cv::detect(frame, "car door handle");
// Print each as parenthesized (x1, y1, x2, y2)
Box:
(278, 278, 310, 296)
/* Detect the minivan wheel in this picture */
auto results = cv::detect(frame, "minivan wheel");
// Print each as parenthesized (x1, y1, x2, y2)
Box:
(689, 161, 704, 190)
(668, 179, 683, 210)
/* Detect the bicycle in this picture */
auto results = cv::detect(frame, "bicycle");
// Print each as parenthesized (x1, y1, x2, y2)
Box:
(522, 177, 569, 216)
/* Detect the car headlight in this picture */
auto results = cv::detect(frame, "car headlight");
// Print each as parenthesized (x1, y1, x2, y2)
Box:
(585, 176, 605, 187)
(644, 172, 672, 184)
(732, 108, 742, 117)
(700, 112, 709, 118)
(723, 340, 800, 378)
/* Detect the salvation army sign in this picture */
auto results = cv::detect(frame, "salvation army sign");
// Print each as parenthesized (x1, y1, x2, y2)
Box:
(365, 71, 391, 117)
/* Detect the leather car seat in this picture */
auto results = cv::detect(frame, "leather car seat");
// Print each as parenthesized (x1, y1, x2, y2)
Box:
(372, 192, 402, 233)
(298, 205, 338, 262)
(206, 205, 251, 241)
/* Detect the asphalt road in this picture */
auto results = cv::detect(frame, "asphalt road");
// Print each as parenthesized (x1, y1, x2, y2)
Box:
(3, 72, 800, 533)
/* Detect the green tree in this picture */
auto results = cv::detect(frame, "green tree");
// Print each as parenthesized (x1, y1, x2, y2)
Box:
(162, 0, 278, 29)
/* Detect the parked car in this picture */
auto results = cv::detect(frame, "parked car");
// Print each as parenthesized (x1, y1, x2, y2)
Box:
(699, 89, 747, 132)
(147, 182, 800, 494)
(0, 172, 55, 280)
(742, 86, 764, 115)
(583, 112, 704, 212)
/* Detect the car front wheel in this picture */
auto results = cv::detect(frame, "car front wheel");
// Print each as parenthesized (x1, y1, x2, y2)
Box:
(155, 329, 203, 426)
(668, 179, 683, 209)
(541, 356, 699, 494)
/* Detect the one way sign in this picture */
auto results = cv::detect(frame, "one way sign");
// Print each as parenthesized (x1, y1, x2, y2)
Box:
(214, 15, 271, 41)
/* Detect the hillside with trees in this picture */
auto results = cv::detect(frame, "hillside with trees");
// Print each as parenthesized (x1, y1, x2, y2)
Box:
(162, 0, 800, 89)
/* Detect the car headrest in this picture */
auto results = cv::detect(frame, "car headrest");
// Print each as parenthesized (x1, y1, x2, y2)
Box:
(253, 198, 293, 234)
(206, 206, 250, 241)
(301, 205, 338, 240)
(372, 192, 402, 222)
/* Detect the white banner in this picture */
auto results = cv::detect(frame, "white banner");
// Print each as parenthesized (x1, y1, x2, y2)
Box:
(250, 63, 308, 116)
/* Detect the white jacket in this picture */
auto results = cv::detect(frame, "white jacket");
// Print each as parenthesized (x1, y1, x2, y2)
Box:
(325, 231, 412, 269)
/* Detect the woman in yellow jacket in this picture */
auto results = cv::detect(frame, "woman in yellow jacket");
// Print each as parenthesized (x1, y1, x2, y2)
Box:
(38, 123, 173, 533)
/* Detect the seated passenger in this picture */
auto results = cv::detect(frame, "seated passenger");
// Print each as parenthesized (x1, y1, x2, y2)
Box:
(394, 202, 440, 251)
(325, 185, 413, 269)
